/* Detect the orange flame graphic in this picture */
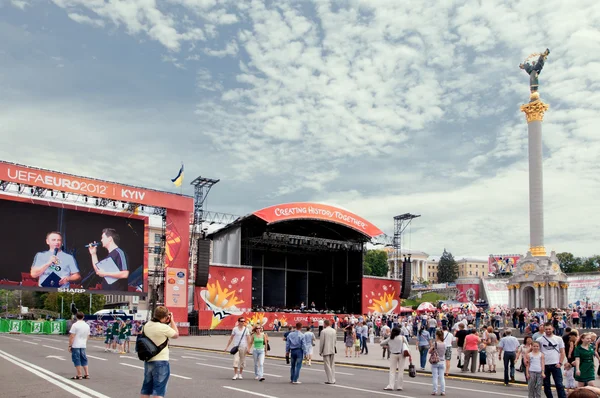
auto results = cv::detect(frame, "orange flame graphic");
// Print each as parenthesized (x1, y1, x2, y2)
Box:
(368, 292, 396, 314)
(204, 280, 244, 309)
(249, 312, 266, 327)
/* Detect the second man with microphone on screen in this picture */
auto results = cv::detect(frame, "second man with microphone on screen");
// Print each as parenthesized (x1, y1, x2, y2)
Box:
(88, 228, 129, 291)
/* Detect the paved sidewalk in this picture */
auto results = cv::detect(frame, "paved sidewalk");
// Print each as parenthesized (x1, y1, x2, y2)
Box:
(171, 334, 525, 384)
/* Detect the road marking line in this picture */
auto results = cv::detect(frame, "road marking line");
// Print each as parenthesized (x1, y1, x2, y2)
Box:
(43, 345, 64, 351)
(223, 386, 280, 398)
(86, 355, 107, 361)
(196, 363, 282, 378)
(1, 336, 21, 341)
(121, 356, 138, 360)
(187, 353, 355, 376)
(0, 349, 111, 398)
(23, 341, 39, 345)
(0, 351, 94, 398)
(404, 380, 527, 397)
(119, 363, 191, 379)
(330, 384, 417, 398)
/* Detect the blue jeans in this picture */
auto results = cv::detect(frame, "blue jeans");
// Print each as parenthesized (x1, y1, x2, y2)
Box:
(431, 362, 445, 393)
(585, 317, 592, 329)
(543, 364, 566, 398)
(519, 322, 525, 334)
(361, 335, 368, 353)
(71, 348, 88, 367)
(503, 351, 516, 384)
(428, 327, 436, 337)
(290, 348, 303, 382)
(141, 361, 170, 397)
(253, 349, 265, 378)
(419, 346, 428, 369)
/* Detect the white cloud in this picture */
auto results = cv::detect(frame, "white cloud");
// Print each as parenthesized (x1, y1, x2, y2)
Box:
(4, 0, 600, 257)
(10, 0, 29, 10)
(67, 12, 104, 28)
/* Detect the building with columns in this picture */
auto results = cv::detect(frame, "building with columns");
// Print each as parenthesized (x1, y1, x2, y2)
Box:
(384, 248, 429, 282)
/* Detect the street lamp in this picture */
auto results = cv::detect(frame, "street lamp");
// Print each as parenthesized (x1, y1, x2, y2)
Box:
(538, 295, 544, 310)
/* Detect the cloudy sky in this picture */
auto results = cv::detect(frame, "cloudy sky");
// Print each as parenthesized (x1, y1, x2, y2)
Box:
(1, 0, 599, 258)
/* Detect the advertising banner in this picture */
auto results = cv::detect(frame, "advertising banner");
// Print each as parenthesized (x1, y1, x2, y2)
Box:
(456, 280, 480, 302)
(198, 310, 348, 330)
(165, 268, 187, 308)
(194, 265, 253, 329)
(253, 203, 383, 237)
(0, 161, 192, 211)
(361, 276, 401, 315)
(488, 254, 521, 274)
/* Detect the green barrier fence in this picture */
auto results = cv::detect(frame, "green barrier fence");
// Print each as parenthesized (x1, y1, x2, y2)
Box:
(0, 319, 66, 334)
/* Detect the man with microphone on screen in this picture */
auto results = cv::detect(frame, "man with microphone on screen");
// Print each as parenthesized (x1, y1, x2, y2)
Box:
(31, 231, 80, 288)
(88, 228, 129, 291)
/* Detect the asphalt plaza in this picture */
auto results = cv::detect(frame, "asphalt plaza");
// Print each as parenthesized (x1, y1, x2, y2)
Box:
(0, 334, 532, 398)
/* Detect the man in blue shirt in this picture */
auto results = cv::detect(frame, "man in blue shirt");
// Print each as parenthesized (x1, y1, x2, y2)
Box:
(31, 231, 80, 288)
(285, 322, 307, 384)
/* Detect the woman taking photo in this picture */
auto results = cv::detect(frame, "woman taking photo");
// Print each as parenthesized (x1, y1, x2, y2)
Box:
(248, 325, 269, 382)
(429, 330, 446, 396)
(574, 333, 599, 387)
(380, 326, 410, 391)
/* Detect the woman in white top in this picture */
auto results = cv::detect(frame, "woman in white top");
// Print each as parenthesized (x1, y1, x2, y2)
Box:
(380, 327, 410, 391)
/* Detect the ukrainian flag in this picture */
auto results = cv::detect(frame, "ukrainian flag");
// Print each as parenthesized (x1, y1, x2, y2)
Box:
(171, 164, 184, 187)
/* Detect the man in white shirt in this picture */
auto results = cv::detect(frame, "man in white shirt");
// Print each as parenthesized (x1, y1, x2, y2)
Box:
(68, 311, 90, 379)
(536, 322, 566, 398)
(224, 317, 250, 380)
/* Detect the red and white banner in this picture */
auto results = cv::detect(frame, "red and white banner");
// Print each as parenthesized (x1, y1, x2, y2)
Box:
(456, 281, 479, 303)
(361, 276, 401, 315)
(253, 202, 383, 237)
(0, 161, 193, 211)
(198, 310, 347, 330)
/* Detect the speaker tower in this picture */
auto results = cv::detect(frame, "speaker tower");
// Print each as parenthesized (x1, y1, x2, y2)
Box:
(400, 256, 412, 299)
(195, 239, 210, 287)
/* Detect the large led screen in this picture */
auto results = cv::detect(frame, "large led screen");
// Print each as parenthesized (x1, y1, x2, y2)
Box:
(0, 199, 145, 294)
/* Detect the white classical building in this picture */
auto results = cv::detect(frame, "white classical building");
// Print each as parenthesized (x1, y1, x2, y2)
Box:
(384, 248, 429, 282)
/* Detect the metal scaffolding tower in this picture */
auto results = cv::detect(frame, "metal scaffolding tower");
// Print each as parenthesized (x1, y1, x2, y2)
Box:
(189, 176, 220, 281)
(392, 213, 420, 279)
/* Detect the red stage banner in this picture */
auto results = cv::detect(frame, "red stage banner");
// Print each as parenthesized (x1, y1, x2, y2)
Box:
(488, 254, 521, 274)
(361, 276, 401, 315)
(0, 161, 193, 211)
(253, 202, 383, 237)
(456, 280, 480, 302)
(198, 310, 346, 330)
(194, 265, 253, 329)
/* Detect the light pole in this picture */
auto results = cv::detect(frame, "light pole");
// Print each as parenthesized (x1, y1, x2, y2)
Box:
(538, 295, 544, 310)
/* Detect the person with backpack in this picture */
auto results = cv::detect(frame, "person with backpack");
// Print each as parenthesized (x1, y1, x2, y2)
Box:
(140, 306, 179, 398)
(429, 330, 446, 396)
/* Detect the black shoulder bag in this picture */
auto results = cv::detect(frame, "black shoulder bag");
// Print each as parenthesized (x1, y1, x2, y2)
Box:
(136, 325, 169, 362)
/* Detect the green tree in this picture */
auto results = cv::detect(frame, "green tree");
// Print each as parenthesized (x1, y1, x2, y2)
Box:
(438, 249, 459, 283)
(363, 250, 389, 277)
(44, 292, 106, 317)
(581, 255, 600, 273)
(556, 252, 583, 273)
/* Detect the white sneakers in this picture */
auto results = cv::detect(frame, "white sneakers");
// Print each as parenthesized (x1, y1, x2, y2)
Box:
(232, 374, 238, 380)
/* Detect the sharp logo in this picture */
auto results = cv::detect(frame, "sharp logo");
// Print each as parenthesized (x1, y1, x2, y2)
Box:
(58, 288, 86, 293)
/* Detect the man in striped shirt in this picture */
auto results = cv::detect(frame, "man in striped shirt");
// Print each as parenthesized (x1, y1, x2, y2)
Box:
(89, 228, 129, 291)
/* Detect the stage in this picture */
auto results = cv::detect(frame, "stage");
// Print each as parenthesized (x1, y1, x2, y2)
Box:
(193, 203, 405, 329)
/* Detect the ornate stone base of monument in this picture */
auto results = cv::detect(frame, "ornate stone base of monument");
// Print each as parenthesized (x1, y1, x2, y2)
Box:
(508, 250, 568, 310)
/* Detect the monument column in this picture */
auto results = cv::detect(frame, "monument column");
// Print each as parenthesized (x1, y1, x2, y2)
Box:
(521, 94, 549, 257)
